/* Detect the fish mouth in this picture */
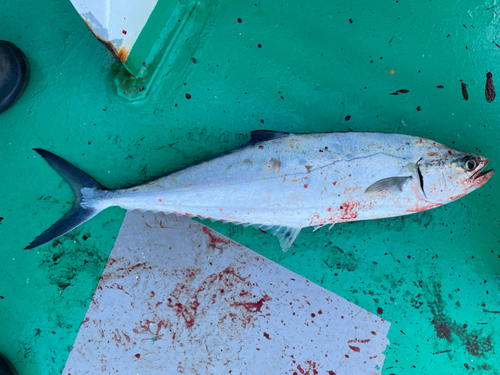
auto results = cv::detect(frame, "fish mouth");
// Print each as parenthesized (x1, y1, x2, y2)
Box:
(470, 158, 495, 183)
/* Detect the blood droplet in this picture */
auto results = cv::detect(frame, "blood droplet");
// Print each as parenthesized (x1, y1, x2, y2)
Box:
(436, 85, 444, 88)
(186, 93, 191, 99)
(416, 106, 421, 111)
(485, 72, 496, 103)
(122, 30, 127, 35)
(345, 115, 351, 121)
(237, 18, 242, 23)
(461, 83, 468, 101)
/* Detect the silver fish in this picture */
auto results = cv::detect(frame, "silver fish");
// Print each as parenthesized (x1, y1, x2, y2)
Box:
(26, 131, 494, 251)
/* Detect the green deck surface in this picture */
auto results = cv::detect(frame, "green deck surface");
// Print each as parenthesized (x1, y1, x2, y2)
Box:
(0, 0, 499, 373)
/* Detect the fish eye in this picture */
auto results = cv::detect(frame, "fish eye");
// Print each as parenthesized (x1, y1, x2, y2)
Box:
(464, 158, 477, 171)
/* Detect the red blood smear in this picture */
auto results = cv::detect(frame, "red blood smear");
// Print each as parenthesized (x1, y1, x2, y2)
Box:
(345, 115, 351, 121)
(349, 345, 360, 352)
(260, 119, 264, 123)
(416, 106, 421, 111)
(349, 18, 353, 23)
(134, 354, 141, 358)
(377, 307, 383, 314)
(464, 363, 470, 369)
(237, 18, 242, 23)
(186, 93, 191, 99)
(436, 85, 444, 88)
(304, 184, 308, 188)
(122, 30, 127, 35)
(328, 372, 336, 375)
(258, 44, 262, 48)
(461, 83, 468, 101)
(0, 217, 3, 223)
(397, 89, 409, 93)
(263, 332, 270, 339)
(485, 72, 496, 102)
(233, 294, 271, 313)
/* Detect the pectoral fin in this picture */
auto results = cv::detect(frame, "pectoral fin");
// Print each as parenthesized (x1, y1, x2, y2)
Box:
(365, 176, 412, 194)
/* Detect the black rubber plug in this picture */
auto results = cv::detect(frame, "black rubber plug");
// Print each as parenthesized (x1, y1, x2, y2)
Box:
(0, 40, 30, 114)
(0, 353, 18, 375)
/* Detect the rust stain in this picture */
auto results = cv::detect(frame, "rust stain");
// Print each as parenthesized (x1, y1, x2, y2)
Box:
(82, 17, 130, 63)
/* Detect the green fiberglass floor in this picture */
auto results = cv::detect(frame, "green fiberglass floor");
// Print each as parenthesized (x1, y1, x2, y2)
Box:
(1, 0, 499, 373)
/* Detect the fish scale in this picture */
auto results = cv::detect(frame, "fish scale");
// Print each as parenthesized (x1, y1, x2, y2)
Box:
(26, 130, 494, 251)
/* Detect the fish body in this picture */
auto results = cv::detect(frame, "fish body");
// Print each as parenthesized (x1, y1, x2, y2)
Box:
(27, 131, 494, 251)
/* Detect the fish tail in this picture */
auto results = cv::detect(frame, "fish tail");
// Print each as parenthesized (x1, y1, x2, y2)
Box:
(25, 149, 110, 249)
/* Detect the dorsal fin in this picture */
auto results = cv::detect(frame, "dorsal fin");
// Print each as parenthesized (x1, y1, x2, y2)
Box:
(248, 130, 289, 145)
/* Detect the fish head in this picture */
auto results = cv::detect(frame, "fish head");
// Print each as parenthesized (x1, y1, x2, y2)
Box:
(417, 149, 494, 204)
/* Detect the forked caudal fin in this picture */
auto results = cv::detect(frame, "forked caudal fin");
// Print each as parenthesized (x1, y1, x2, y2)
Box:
(25, 149, 109, 249)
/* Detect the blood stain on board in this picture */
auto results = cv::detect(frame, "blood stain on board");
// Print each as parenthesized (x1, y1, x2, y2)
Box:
(461, 83, 469, 101)
(416, 106, 421, 111)
(436, 85, 444, 89)
(129, 265, 268, 347)
(185, 93, 191, 99)
(348, 345, 361, 352)
(291, 360, 319, 375)
(0, 217, 3, 224)
(237, 18, 242, 23)
(377, 307, 383, 314)
(396, 89, 409, 93)
(345, 115, 351, 121)
(202, 226, 230, 249)
(232, 294, 271, 313)
(485, 72, 496, 102)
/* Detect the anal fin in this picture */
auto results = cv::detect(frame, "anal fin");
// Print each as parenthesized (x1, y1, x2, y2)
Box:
(255, 224, 301, 252)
